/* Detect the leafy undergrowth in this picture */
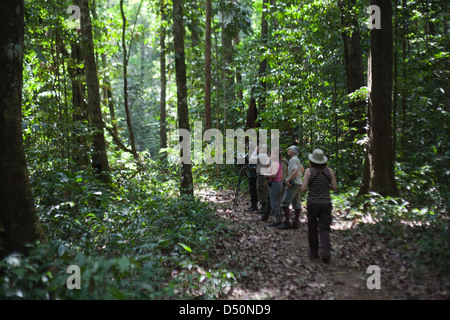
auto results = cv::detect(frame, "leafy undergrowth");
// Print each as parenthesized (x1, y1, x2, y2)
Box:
(1, 158, 448, 300)
(0, 161, 236, 300)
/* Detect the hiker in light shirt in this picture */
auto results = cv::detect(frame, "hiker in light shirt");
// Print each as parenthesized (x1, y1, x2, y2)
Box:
(279, 145, 304, 230)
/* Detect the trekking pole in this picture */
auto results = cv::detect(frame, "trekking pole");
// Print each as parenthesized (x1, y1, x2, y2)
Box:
(232, 166, 245, 214)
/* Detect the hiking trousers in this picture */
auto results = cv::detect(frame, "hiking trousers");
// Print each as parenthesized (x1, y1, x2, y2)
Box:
(281, 183, 302, 210)
(269, 181, 283, 218)
(306, 203, 332, 259)
(248, 176, 258, 207)
(257, 175, 270, 214)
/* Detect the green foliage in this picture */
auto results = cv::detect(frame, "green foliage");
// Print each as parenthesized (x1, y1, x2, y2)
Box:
(413, 219, 450, 276)
(0, 244, 55, 299)
(1, 154, 235, 299)
(6, 0, 448, 299)
(332, 188, 449, 277)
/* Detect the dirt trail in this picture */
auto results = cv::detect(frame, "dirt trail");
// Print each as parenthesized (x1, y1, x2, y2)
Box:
(203, 189, 400, 300)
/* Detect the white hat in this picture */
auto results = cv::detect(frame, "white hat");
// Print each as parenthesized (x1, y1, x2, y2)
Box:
(308, 149, 328, 164)
(288, 145, 299, 155)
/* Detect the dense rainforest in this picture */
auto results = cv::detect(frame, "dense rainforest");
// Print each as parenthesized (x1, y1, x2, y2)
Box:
(0, 0, 448, 301)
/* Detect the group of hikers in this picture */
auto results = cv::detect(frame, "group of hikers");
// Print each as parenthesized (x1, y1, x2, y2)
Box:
(242, 145, 338, 263)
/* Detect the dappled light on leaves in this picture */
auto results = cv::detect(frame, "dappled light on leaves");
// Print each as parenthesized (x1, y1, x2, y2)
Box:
(0, 0, 448, 301)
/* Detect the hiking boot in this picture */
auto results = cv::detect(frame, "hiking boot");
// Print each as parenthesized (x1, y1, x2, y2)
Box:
(260, 215, 269, 222)
(321, 253, 331, 263)
(292, 221, 300, 229)
(246, 206, 257, 212)
(278, 221, 292, 229)
(268, 221, 281, 227)
(308, 252, 319, 260)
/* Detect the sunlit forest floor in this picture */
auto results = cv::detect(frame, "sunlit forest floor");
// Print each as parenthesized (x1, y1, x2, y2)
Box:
(198, 189, 449, 300)
(2, 165, 448, 300)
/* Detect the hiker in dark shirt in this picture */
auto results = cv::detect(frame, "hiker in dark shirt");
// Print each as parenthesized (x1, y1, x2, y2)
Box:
(244, 143, 258, 212)
(301, 149, 337, 263)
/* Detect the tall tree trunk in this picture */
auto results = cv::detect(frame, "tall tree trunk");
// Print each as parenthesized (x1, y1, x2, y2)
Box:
(257, 0, 269, 114)
(92, 0, 119, 140)
(221, 3, 235, 130)
(339, 0, 365, 138)
(366, 0, 398, 197)
(246, 0, 269, 129)
(234, 0, 244, 107)
(358, 140, 371, 196)
(103, 61, 118, 139)
(339, 0, 367, 186)
(69, 42, 90, 167)
(214, 23, 221, 176)
(401, 0, 409, 150)
(120, 0, 138, 160)
(0, 0, 46, 257)
(204, 0, 212, 131)
(392, 0, 399, 155)
(78, 0, 111, 182)
(235, 32, 243, 102)
(160, 3, 168, 150)
(246, 92, 257, 129)
(173, 0, 194, 196)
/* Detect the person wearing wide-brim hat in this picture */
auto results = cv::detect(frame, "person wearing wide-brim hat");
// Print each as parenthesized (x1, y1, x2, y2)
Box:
(301, 149, 338, 263)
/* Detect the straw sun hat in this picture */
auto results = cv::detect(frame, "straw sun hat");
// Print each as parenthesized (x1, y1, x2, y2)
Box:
(308, 149, 328, 164)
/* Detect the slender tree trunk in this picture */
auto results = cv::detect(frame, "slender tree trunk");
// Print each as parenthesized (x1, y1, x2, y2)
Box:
(424, 1, 435, 36)
(120, 0, 138, 160)
(214, 23, 221, 176)
(92, 0, 118, 140)
(257, 0, 269, 114)
(246, 0, 269, 129)
(400, 0, 408, 149)
(70, 43, 87, 122)
(366, 0, 398, 197)
(78, 0, 111, 182)
(0, 0, 46, 257)
(246, 91, 257, 129)
(204, 0, 212, 131)
(235, 0, 243, 104)
(103, 61, 118, 138)
(235, 32, 243, 102)
(393, 0, 398, 155)
(358, 141, 371, 196)
(173, 0, 194, 196)
(160, 4, 168, 150)
(215, 25, 220, 130)
(69, 42, 90, 167)
(221, 3, 235, 130)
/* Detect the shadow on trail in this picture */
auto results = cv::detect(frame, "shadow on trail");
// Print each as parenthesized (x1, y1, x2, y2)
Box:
(201, 189, 448, 300)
